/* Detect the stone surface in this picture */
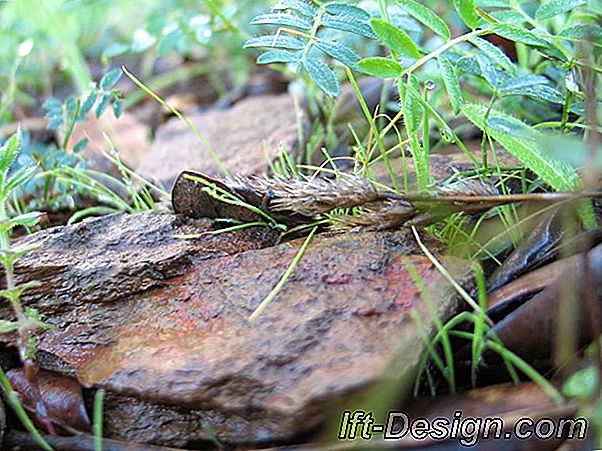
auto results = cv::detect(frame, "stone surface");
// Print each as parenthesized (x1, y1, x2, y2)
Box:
(1, 213, 466, 447)
(137, 94, 299, 189)
(66, 110, 151, 174)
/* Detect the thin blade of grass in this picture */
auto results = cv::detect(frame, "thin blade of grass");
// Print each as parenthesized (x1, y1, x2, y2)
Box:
(249, 226, 317, 321)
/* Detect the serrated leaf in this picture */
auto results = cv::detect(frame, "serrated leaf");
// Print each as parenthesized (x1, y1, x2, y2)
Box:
(0, 281, 40, 303)
(321, 12, 376, 39)
(358, 57, 402, 78)
(503, 85, 565, 104)
(251, 12, 312, 30)
(100, 69, 122, 90)
(0, 320, 19, 333)
(244, 35, 306, 50)
(559, 24, 602, 42)
(80, 91, 97, 115)
(499, 74, 549, 92)
(370, 18, 420, 59)
(469, 36, 516, 73)
(324, 3, 371, 21)
(302, 57, 339, 97)
(453, 0, 479, 28)
(0, 132, 21, 175)
(438, 57, 463, 115)
(535, 0, 586, 20)
(95, 93, 111, 118)
(0, 212, 43, 233)
(397, 0, 451, 41)
(463, 103, 578, 191)
(491, 23, 548, 47)
(404, 74, 423, 133)
(4, 166, 37, 196)
(274, 0, 319, 17)
(500, 75, 565, 104)
(314, 39, 360, 69)
(257, 49, 300, 64)
(475, 53, 499, 87)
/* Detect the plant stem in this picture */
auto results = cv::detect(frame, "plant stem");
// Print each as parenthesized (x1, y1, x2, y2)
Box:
(249, 226, 317, 321)
(403, 29, 490, 75)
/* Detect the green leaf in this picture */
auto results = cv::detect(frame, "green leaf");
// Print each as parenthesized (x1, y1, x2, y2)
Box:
(80, 92, 97, 115)
(535, 0, 586, 20)
(273, 0, 319, 17)
(48, 118, 63, 130)
(4, 166, 37, 196)
(100, 69, 122, 91)
(314, 39, 360, 69)
(506, 85, 564, 104)
(0, 281, 40, 303)
(475, 53, 499, 87)
(397, 0, 451, 41)
(404, 74, 423, 133)
(500, 74, 548, 91)
(539, 131, 602, 169)
(321, 11, 376, 39)
(42, 97, 62, 112)
(500, 75, 564, 104)
(244, 35, 305, 50)
(324, 3, 371, 21)
(463, 103, 578, 191)
(112, 98, 123, 118)
(559, 24, 602, 43)
(0, 132, 21, 175)
(73, 138, 89, 154)
(257, 49, 300, 64)
(370, 18, 420, 59)
(563, 365, 597, 399)
(65, 96, 78, 115)
(0, 320, 19, 333)
(0, 212, 43, 233)
(438, 57, 463, 115)
(469, 36, 516, 74)
(453, 0, 479, 28)
(491, 23, 548, 47)
(358, 57, 402, 78)
(302, 57, 339, 97)
(95, 93, 111, 118)
(251, 12, 312, 29)
(102, 43, 129, 63)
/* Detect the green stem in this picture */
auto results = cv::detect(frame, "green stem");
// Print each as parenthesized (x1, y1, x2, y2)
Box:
(249, 226, 317, 321)
(123, 66, 230, 179)
(61, 99, 81, 150)
(203, 0, 244, 36)
(346, 67, 399, 191)
(403, 29, 490, 75)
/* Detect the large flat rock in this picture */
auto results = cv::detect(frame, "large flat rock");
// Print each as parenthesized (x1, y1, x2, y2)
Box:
(137, 94, 299, 188)
(2, 213, 467, 447)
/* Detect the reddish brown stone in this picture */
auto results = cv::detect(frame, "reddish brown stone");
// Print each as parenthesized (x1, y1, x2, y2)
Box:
(1, 212, 466, 447)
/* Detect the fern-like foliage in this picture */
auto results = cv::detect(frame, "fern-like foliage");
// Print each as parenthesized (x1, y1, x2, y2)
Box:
(244, 0, 375, 96)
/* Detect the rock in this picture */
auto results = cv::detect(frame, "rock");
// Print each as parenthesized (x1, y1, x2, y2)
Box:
(66, 110, 151, 174)
(370, 143, 520, 189)
(137, 94, 299, 189)
(1, 213, 467, 447)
